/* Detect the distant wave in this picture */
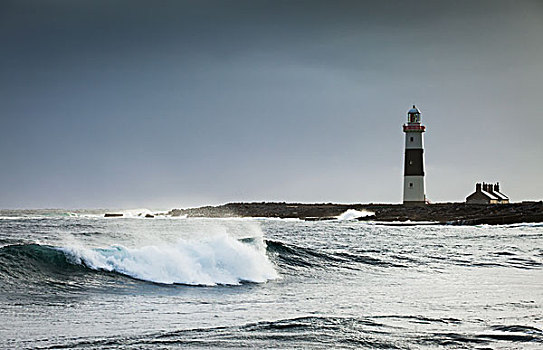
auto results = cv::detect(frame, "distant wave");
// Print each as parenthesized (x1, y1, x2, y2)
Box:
(0, 209, 167, 220)
(336, 209, 374, 221)
(110, 208, 159, 218)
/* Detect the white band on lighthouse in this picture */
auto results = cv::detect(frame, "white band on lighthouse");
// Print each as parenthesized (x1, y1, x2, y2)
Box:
(403, 105, 426, 205)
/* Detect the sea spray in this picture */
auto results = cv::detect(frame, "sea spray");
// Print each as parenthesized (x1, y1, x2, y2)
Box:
(337, 209, 374, 221)
(60, 233, 278, 286)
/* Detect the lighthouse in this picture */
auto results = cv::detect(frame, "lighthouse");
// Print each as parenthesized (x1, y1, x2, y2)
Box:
(403, 105, 426, 205)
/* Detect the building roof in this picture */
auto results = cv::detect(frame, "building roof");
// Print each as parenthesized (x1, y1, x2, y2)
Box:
(408, 105, 420, 114)
(493, 191, 509, 200)
(480, 190, 498, 200)
(466, 182, 509, 203)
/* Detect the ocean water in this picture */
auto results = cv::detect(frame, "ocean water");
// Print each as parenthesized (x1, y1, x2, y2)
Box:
(0, 209, 542, 349)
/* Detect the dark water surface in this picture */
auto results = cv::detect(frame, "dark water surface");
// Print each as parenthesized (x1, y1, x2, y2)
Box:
(0, 210, 542, 349)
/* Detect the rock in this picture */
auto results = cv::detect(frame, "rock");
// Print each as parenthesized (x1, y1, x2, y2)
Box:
(104, 213, 123, 217)
(164, 202, 543, 225)
(145, 214, 154, 218)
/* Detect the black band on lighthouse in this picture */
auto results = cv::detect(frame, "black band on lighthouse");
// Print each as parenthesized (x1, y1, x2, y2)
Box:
(404, 149, 424, 176)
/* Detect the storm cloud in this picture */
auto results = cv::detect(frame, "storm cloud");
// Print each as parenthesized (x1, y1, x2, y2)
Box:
(1, 0, 542, 208)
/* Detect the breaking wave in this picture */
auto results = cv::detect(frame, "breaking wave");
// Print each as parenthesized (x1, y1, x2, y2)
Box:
(2, 235, 540, 291)
(61, 234, 278, 285)
(0, 234, 278, 288)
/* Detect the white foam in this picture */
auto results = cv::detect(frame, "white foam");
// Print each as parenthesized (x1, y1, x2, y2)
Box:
(117, 208, 156, 217)
(60, 233, 278, 286)
(337, 209, 374, 221)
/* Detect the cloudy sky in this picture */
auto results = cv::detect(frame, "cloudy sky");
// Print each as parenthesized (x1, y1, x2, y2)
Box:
(1, 0, 542, 208)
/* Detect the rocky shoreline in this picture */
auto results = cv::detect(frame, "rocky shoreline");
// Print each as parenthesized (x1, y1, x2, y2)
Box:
(167, 201, 543, 225)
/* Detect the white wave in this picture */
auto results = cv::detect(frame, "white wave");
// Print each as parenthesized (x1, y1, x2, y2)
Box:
(60, 234, 278, 286)
(118, 208, 156, 217)
(0, 216, 32, 220)
(0, 215, 71, 220)
(336, 209, 374, 221)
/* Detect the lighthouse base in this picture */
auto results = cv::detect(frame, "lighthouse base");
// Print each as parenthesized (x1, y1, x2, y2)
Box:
(402, 201, 427, 207)
(403, 176, 426, 204)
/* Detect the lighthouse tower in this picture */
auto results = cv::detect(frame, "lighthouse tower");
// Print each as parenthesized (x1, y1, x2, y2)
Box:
(403, 105, 426, 205)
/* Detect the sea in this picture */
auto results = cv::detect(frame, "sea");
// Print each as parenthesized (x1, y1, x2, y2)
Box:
(0, 209, 542, 349)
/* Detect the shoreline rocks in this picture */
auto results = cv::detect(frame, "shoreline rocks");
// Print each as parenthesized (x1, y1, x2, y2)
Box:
(167, 201, 543, 225)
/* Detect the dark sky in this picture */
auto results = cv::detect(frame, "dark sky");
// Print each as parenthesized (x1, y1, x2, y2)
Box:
(1, 0, 542, 208)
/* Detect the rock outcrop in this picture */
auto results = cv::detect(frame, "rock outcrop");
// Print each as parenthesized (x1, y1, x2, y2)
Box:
(166, 201, 543, 225)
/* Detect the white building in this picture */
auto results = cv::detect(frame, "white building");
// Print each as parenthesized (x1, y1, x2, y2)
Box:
(466, 182, 509, 204)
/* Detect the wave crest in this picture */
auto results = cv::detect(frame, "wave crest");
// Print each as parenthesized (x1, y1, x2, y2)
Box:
(61, 234, 278, 286)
